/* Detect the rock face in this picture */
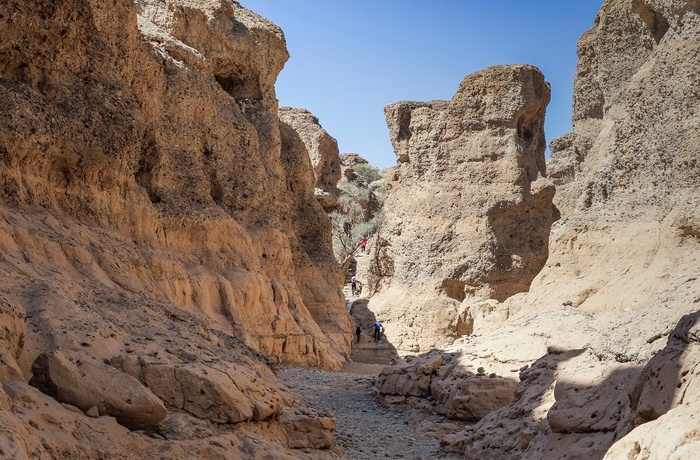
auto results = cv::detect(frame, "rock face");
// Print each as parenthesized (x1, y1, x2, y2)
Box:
(367, 64, 557, 353)
(0, 0, 351, 366)
(438, 0, 700, 459)
(278, 106, 354, 364)
(0, 0, 350, 457)
(279, 106, 342, 211)
(0, 300, 25, 382)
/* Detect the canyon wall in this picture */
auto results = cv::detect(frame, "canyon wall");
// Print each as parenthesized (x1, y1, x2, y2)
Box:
(0, 0, 350, 457)
(438, 0, 700, 458)
(366, 64, 558, 353)
(279, 106, 342, 211)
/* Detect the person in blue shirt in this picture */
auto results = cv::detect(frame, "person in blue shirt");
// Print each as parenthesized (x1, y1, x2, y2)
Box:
(373, 321, 384, 341)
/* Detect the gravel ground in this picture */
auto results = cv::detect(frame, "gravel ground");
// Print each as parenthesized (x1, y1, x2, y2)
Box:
(278, 364, 449, 460)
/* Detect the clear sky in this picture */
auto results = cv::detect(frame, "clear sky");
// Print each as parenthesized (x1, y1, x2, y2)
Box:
(241, 1, 604, 169)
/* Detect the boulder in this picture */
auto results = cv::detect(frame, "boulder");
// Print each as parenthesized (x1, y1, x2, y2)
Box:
(432, 372, 519, 421)
(111, 355, 287, 424)
(280, 407, 336, 449)
(29, 350, 166, 430)
(376, 354, 443, 400)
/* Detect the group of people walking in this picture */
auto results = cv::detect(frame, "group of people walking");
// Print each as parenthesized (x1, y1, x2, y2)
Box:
(354, 321, 384, 343)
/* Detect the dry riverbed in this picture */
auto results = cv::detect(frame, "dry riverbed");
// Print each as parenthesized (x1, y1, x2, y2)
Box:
(277, 363, 466, 460)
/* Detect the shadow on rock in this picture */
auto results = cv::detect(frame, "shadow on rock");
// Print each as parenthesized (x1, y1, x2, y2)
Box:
(348, 298, 399, 365)
(445, 312, 700, 459)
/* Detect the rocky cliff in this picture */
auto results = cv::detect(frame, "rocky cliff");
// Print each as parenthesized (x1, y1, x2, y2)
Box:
(279, 106, 342, 211)
(366, 64, 558, 353)
(370, 0, 700, 458)
(0, 0, 350, 457)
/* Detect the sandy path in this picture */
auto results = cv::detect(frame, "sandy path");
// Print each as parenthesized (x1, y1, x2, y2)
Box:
(278, 364, 445, 460)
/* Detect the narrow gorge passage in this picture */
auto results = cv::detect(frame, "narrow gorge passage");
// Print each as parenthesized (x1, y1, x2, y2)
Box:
(278, 364, 460, 459)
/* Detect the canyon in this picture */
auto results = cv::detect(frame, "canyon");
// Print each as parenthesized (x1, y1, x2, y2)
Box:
(0, 0, 698, 459)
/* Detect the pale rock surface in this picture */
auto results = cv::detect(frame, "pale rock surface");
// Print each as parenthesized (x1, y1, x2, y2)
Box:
(366, 64, 557, 353)
(438, 0, 700, 458)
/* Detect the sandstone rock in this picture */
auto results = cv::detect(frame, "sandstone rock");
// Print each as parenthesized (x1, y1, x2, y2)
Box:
(279, 107, 354, 367)
(547, 133, 582, 216)
(432, 371, 519, 421)
(376, 351, 520, 423)
(279, 106, 342, 211)
(625, 311, 700, 437)
(112, 354, 288, 424)
(30, 350, 166, 430)
(602, 402, 700, 460)
(0, 385, 47, 460)
(154, 411, 216, 440)
(280, 407, 336, 449)
(0, 298, 26, 381)
(376, 354, 443, 400)
(366, 64, 557, 353)
(0, 0, 348, 380)
(443, 0, 700, 458)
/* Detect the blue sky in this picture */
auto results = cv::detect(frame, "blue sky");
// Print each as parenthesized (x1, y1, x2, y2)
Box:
(242, 1, 604, 169)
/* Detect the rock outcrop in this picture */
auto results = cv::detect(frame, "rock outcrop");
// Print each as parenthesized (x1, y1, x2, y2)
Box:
(30, 350, 167, 430)
(278, 106, 354, 365)
(0, 0, 350, 457)
(366, 64, 557, 353)
(279, 106, 342, 211)
(375, 352, 519, 421)
(436, 0, 700, 458)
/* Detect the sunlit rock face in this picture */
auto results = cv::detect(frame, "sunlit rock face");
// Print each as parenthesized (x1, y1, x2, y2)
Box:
(441, 0, 700, 459)
(367, 64, 557, 353)
(0, 0, 350, 457)
(279, 106, 342, 211)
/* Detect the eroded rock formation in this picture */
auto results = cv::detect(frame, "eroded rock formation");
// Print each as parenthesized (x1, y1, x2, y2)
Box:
(0, 0, 349, 457)
(366, 64, 557, 353)
(434, 0, 700, 458)
(279, 106, 342, 211)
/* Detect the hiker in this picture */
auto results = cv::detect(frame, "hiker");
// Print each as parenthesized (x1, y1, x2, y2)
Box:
(350, 276, 357, 295)
(346, 299, 351, 313)
(373, 321, 384, 341)
(360, 238, 367, 253)
(355, 324, 362, 343)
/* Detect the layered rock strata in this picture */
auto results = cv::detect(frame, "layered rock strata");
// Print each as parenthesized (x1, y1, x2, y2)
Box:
(367, 64, 557, 353)
(0, 0, 349, 457)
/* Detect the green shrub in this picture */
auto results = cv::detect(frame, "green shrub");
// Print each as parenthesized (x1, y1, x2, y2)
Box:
(353, 163, 382, 182)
